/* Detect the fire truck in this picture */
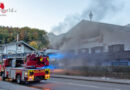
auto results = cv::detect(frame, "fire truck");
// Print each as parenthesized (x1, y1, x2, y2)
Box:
(0, 52, 50, 84)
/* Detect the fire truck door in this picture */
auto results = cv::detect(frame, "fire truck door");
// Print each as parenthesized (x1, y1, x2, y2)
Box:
(10, 69, 16, 79)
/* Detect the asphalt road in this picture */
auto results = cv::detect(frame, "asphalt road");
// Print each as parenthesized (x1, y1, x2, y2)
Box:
(29, 78, 130, 90)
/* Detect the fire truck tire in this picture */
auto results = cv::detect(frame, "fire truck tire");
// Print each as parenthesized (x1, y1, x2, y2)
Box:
(36, 80, 41, 83)
(16, 75, 21, 84)
(1, 73, 5, 81)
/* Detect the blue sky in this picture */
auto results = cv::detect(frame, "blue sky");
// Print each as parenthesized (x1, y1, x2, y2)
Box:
(0, 0, 130, 35)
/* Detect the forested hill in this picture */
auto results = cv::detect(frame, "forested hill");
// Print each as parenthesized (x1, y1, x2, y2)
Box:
(0, 26, 49, 50)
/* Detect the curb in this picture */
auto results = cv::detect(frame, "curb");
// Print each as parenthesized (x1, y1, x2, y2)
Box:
(51, 75, 130, 85)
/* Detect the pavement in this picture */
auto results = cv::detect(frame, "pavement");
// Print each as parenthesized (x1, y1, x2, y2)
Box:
(51, 74, 130, 85)
(0, 81, 39, 90)
(0, 75, 130, 90)
(29, 77, 130, 90)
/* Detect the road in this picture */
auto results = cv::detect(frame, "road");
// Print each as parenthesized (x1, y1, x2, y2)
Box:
(29, 78, 130, 90)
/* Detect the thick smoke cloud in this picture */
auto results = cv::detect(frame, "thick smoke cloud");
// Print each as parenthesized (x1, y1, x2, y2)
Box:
(51, 0, 124, 35)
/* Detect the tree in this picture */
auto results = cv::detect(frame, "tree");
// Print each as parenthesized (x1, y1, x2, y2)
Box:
(29, 41, 38, 49)
(0, 26, 49, 49)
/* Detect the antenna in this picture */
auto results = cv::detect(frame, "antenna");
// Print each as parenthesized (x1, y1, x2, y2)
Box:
(17, 34, 19, 42)
(89, 11, 93, 21)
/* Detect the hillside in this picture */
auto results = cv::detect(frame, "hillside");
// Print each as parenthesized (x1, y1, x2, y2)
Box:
(0, 26, 49, 50)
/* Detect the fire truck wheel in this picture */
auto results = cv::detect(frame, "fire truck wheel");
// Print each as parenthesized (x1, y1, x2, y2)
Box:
(36, 80, 41, 83)
(1, 73, 5, 81)
(16, 75, 21, 84)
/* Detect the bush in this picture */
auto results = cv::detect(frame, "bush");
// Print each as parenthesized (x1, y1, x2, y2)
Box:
(64, 66, 130, 79)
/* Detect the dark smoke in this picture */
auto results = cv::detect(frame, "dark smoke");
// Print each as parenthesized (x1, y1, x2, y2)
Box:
(51, 0, 124, 35)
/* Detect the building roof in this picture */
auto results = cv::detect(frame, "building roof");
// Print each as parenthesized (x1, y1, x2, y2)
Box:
(4, 41, 36, 51)
(66, 20, 130, 39)
(50, 20, 130, 50)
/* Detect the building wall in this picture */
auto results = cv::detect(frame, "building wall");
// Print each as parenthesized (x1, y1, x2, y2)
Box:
(3, 44, 17, 54)
(68, 29, 130, 55)
(16, 44, 24, 53)
(2, 43, 34, 54)
(102, 30, 130, 51)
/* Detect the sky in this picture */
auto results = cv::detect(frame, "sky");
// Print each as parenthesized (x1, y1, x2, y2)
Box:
(0, 0, 130, 35)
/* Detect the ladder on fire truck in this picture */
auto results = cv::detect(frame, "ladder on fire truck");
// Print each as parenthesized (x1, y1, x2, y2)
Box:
(1, 53, 30, 59)
(1, 51, 45, 60)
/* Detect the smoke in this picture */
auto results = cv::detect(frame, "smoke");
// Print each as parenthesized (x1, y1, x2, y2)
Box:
(52, 14, 81, 35)
(51, 0, 124, 35)
(49, 0, 130, 68)
(87, 0, 123, 21)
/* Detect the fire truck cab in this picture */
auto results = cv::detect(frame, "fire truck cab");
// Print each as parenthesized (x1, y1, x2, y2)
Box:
(0, 53, 50, 84)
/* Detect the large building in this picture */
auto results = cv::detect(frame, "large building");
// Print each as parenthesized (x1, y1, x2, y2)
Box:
(49, 20, 130, 66)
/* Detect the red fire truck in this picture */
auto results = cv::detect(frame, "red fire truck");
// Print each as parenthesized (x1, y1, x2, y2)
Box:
(0, 52, 50, 84)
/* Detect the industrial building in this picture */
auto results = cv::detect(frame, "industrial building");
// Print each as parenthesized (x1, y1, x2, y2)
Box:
(49, 20, 130, 66)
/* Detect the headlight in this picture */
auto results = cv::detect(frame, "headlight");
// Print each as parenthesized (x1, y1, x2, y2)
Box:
(45, 69, 50, 74)
(45, 70, 49, 74)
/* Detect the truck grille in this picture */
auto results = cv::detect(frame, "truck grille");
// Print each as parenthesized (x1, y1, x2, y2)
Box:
(34, 76, 44, 81)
